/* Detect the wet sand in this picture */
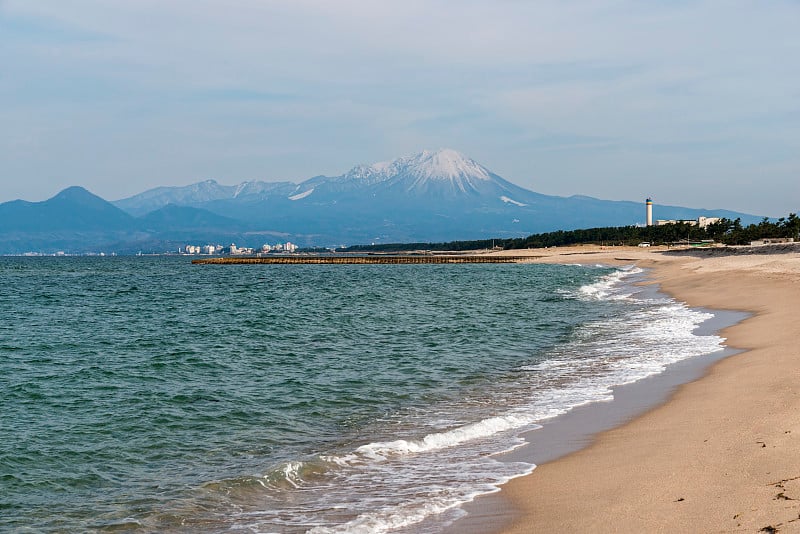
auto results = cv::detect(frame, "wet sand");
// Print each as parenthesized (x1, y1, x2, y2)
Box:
(472, 245, 800, 532)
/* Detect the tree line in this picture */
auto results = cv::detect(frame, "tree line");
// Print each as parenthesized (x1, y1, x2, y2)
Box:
(507, 214, 800, 249)
(336, 214, 799, 252)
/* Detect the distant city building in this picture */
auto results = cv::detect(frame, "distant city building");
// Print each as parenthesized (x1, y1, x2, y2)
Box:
(647, 198, 720, 229)
(656, 219, 697, 227)
(255, 242, 299, 255)
(185, 241, 299, 256)
(655, 216, 722, 228)
(697, 216, 722, 229)
(229, 243, 255, 255)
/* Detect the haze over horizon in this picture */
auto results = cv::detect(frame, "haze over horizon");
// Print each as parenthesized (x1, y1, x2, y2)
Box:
(2, 1, 798, 217)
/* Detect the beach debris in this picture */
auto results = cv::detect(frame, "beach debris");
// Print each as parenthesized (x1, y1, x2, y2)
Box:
(674, 497, 685, 502)
(759, 526, 778, 533)
(775, 492, 795, 501)
(767, 475, 800, 487)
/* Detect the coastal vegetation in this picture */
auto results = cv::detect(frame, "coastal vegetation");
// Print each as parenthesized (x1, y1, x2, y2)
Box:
(337, 214, 800, 252)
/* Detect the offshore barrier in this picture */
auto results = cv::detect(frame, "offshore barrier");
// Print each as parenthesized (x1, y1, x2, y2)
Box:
(192, 255, 535, 265)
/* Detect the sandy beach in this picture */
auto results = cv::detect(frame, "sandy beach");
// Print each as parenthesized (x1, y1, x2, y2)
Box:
(480, 245, 800, 532)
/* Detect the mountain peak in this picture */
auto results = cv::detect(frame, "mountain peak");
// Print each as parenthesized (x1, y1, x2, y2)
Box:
(50, 186, 118, 210)
(52, 186, 95, 200)
(405, 148, 490, 181)
(346, 148, 491, 184)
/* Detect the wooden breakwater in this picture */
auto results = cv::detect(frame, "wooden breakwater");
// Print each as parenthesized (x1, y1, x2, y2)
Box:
(192, 255, 535, 265)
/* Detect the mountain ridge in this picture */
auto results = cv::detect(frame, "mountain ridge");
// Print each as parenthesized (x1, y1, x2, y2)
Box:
(0, 186, 135, 233)
(0, 149, 766, 253)
(114, 149, 540, 212)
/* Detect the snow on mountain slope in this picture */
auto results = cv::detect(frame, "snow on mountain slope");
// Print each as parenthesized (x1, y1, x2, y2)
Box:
(114, 149, 534, 215)
(313, 148, 527, 200)
(356, 149, 490, 181)
(289, 188, 314, 201)
(341, 149, 491, 191)
(232, 180, 295, 198)
(406, 148, 491, 181)
(500, 196, 527, 206)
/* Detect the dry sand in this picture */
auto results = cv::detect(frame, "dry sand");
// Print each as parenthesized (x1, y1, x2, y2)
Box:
(487, 245, 800, 533)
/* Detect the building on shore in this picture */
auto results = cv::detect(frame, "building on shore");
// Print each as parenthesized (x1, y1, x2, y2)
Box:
(697, 216, 722, 229)
(655, 216, 721, 229)
(647, 199, 721, 229)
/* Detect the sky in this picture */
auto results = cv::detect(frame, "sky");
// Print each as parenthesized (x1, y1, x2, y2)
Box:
(1, 1, 798, 216)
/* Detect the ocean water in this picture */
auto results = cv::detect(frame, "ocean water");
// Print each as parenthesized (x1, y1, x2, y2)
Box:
(0, 257, 726, 533)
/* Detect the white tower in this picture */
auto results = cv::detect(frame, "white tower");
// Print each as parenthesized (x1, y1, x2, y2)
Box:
(646, 198, 653, 226)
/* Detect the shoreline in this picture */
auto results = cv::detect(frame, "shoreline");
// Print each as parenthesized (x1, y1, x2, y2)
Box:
(453, 246, 800, 533)
(448, 304, 746, 534)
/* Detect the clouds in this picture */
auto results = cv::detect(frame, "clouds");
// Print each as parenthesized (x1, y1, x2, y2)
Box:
(1, 0, 798, 215)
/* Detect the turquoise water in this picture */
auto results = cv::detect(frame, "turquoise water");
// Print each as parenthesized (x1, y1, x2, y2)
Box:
(0, 258, 724, 532)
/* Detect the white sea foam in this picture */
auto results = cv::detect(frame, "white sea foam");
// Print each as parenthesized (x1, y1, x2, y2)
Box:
(239, 264, 730, 534)
(280, 461, 304, 488)
(577, 265, 643, 301)
(328, 415, 538, 465)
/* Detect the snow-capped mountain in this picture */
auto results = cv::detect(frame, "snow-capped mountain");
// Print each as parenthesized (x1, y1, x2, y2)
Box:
(94, 148, 762, 248)
(279, 149, 538, 205)
(344, 149, 491, 188)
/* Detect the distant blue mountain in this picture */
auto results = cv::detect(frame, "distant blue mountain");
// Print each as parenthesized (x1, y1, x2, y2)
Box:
(1, 186, 134, 232)
(138, 204, 245, 232)
(114, 148, 763, 244)
(0, 149, 764, 254)
(0, 187, 145, 253)
(115, 180, 296, 217)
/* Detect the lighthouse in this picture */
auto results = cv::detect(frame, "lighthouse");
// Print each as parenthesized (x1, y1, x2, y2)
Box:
(646, 198, 653, 226)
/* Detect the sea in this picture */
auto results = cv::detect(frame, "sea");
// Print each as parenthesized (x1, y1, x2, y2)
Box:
(0, 257, 728, 533)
